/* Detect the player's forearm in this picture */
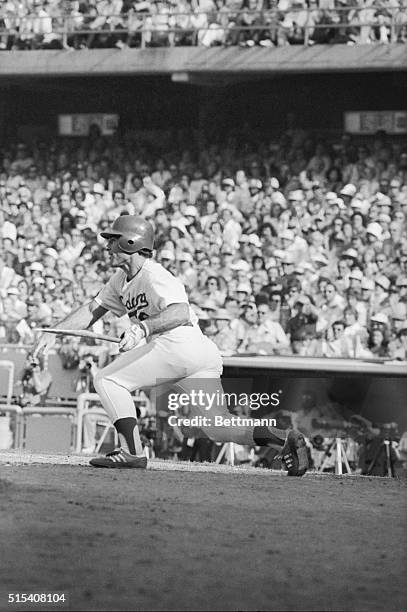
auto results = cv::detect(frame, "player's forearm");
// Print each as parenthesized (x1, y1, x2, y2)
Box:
(54, 301, 105, 330)
(141, 303, 190, 337)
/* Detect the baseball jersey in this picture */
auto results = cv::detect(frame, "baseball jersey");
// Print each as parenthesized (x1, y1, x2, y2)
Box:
(95, 259, 198, 337)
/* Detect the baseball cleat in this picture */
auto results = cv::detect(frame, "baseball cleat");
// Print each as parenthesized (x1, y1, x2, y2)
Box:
(279, 430, 308, 477)
(89, 448, 148, 469)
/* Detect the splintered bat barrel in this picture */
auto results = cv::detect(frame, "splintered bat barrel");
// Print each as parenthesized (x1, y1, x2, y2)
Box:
(35, 328, 121, 343)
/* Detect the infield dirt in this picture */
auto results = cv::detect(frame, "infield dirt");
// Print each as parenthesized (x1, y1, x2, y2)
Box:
(0, 458, 406, 612)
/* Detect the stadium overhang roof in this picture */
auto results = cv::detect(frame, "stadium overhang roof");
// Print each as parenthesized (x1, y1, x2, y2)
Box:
(1, 45, 406, 83)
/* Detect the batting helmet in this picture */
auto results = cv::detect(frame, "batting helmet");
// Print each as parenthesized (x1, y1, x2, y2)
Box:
(100, 215, 154, 254)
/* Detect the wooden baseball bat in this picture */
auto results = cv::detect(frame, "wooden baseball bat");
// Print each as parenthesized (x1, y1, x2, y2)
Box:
(35, 328, 121, 343)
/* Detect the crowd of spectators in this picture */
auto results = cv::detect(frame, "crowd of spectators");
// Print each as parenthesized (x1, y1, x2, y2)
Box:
(0, 126, 407, 361)
(1, 0, 406, 50)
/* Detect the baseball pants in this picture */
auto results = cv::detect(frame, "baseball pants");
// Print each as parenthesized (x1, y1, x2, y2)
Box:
(93, 327, 255, 446)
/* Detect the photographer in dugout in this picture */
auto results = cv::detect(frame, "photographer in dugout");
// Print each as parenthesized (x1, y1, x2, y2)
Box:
(19, 353, 52, 407)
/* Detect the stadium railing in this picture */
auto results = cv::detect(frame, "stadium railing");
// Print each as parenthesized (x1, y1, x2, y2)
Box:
(0, 359, 22, 450)
(1, 6, 406, 49)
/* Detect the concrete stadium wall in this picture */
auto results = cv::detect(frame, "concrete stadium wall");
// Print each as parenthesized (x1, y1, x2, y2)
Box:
(1, 45, 406, 78)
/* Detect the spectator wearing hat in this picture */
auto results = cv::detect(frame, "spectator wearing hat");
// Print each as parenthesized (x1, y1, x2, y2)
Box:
(218, 178, 238, 207)
(357, 275, 373, 310)
(183, 205, 200, 228)
(279, 253, 298, 292)
(230, 258, 251, 276)
(395, 276, 407, 303)
(317, 281, 345, 333)
(286, 295, 318, 353)
(0, 255, 19, 298)
(369, 311, 390, 334)
(4, 286, 27, 318)
(221, 207, 242, 250)
(295, 262, 315, 295)
(168, 221, 192, 251)
(266, 177, 281, 194)
(308, 193, 325, 219)
(243, 178, 263, 213)
(366, 222, 384, 252)
(158, 249, 176, 271)
(280, 228, 308, 264)
(178, 252, 198, 292)
(387, 303, 407, 357)
(199, 298, 218, 336)
(212, 309, 240, 357)
(377, 212, 392, 240)
(24, 290, 53, 328)
(375, 192, 392, 216)
(235, 282, 252, 306)
(339, 183, 357, 207)
(348, 268, 364, 296)
(0, 210, 17, 242)
(311, 251, 331, 283)
(29, 261, 45, 282)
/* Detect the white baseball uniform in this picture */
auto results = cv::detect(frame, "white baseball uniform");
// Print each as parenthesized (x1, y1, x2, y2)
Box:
(93, 259, 255, 445)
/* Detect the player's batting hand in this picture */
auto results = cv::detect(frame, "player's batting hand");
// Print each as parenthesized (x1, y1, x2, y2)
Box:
(33, 332, 57, 359)
(119, 324, 146, 352)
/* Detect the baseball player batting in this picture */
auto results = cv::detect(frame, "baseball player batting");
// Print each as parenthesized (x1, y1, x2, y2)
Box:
(34, 215, 308, 475)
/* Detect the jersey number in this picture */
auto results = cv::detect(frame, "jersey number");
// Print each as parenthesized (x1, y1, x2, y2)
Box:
(127, 293, 149, 321)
